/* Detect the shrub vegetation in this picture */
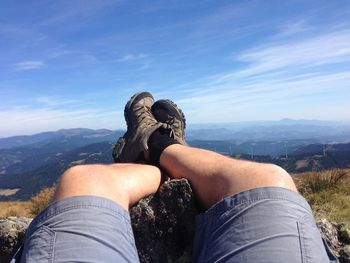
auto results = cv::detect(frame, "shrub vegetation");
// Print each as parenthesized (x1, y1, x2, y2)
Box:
(293, 169, 350, 226)
(28, 186, 56, 216)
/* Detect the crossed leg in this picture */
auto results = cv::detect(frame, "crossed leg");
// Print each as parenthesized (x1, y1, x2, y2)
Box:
(52, 144, 296, 211)
(19, 163, 163, 262)
(52, 163, 162, 210)
(160, 144, 297, 208)
(20, 144, 332, 263)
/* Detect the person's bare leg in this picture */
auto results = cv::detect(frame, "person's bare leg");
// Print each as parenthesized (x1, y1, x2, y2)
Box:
(52, 163, 162, 210)
(160, 144, 297, 208)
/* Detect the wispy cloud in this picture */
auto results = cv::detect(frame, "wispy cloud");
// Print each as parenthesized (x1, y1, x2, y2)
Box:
(117, 53, 147, 62)
(274, 19, 311, 38)
(13, 60, 46, 71)
(0, 23, 46, 44)
(116, 53, 152, 70)
(39, 0, 121, 26)
(36, 96, 80, 107)
(173, 28, 350, 123)
(177, 71, 350, 123)
(233, 30, 350, 78)
(0, 106, 124, 137)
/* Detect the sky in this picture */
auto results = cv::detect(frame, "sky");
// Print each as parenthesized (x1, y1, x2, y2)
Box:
(0, 0, 350, 137)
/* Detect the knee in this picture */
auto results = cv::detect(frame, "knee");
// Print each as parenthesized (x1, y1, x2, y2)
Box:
(54, 164, 129, 205)
(58, 164, 117, 192)
(60, 164, 94, 183)
(266, 164, 297, 192)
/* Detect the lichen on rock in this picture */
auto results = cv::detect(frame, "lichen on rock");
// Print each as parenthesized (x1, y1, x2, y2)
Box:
(130, 178, 199, 262)
(317, 218, 350, 263)
(0, 216, 32, 262)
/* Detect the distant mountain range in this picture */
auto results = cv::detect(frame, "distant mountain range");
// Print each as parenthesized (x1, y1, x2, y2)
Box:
(0, 128, 124, 149)
(1, 120, 350, 149)
(1, 120, 350, 200)
(186, 119, 350, 141)
(235, 143, 350, 173)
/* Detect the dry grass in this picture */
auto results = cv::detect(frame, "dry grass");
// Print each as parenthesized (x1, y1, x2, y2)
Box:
(0, 186, 56, 218)
(0, 201, 31, 218)
(293, 169, 350, 226)
(295, 169, 347, 195)
(28, 186, 56, 216)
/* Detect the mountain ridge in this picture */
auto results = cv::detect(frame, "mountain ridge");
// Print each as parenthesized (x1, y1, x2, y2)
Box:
(2, 119, 350, 149)
(1, 124, 350, 200)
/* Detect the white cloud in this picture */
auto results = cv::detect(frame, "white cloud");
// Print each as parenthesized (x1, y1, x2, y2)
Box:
(0, 107, 124, 137)
(174, 28, 350, 123)
(274, 20, 311, 38)
(117, 53, 147, 62)
(177, 71, 350, 123)
(13, 60, 46, 71)
(233, 30, 350, 78)
(116, 53, 152, 71)
(40, 0, 121, 26)
(36, 96, 80, 106)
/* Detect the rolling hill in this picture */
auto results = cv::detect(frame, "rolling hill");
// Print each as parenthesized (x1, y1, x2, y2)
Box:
(1, 120, 350, 200)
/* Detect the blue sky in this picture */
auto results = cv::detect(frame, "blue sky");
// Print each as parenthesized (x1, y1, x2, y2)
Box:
(0, 0, 350, 137)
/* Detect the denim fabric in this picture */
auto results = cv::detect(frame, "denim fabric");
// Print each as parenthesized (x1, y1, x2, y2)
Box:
(17, 196, 139, 263)
(193, 187, 338, 263)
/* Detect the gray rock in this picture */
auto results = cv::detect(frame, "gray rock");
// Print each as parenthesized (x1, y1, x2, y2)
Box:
(317, 218, 341, 253)
(340, 245, 350, 263)
(130, 178, 199, 262)
(339, 225, 350, 244)
(0, 217, 32, 262)
(317, 218, 350, 263)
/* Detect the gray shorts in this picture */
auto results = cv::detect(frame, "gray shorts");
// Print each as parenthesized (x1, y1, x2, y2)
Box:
(193, 187, 338, 263)
(14, 187, 337, 262)
(16, 196, 139, 263)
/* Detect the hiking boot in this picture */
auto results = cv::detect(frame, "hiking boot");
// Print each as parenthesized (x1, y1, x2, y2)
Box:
(151, 99, 187, 145)
(113, 92, 163, 163)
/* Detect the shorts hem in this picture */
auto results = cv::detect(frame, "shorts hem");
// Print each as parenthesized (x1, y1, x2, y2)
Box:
(196, 187, 312, 225)
(31, 195, 130, 227)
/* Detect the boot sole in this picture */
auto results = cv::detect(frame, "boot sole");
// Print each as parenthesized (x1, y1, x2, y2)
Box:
(152, 99, 186, 129)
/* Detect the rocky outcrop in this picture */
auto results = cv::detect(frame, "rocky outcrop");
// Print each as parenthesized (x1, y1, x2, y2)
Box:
(317, 218, 350, 263)
(0, 217, 32, 262)
(1, 183, 350, 263)
(130, 178, 199, 262)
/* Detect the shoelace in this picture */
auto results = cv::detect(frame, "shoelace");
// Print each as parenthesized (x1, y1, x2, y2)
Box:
(167, 116, 183, 139)
(135, 105, 156, 126)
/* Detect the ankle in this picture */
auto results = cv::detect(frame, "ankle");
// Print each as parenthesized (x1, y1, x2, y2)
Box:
(148, 129, 179, 166)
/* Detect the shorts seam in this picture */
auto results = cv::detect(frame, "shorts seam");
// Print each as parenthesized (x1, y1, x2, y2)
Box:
(218, 196, 313, 221)
(122, 216, 139, 261)
(198, 188, 312, 223)
(35, 203, 129, 226)
(233, 195, 310, 210)
(44, 225, 56, 263)
(297, 221, 306, 263)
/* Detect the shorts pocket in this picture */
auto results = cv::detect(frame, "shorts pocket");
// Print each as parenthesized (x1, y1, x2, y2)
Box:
(22, 225, 56, 262)
(297, 214, 332, 263)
